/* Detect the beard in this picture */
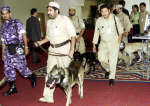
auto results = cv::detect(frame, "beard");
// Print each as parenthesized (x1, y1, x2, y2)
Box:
(69, 13, 75, 16)
(2, 16, 10, 20)
(48, 14, 56, 19)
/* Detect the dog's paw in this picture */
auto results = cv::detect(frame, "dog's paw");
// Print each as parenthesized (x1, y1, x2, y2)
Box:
(136, 59, 142, 62)
(69, 99, 72, 104)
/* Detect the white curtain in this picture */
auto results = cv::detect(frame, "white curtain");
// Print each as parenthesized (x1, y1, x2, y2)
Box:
(54, 0, 85, 18)
(69, 0, 85, 6)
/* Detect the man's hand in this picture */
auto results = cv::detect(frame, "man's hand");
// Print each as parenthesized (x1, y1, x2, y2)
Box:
(93, 44, 97, 53)
(2, 43, 5, 61)
(118, 34, 123, 44)
(34, 38, 49, 47)
(124, 32, 128, 37)
(69, 36, 76, 59)
(2, 53, 4, 61)
(68, 49, 74, 59)
(34, 41, 41, 47)
(93, 47, 97, 53)
(76, 37, 81, 42)
(25, 47, 29, 55)
(27, 38, 30, 42)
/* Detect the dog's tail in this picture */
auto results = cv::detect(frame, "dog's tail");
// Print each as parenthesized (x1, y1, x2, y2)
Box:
(0, 77, 7, 87)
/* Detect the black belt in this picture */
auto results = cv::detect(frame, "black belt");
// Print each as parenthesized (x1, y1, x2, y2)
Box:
(6, 44, 18, 47)
(50, 40, 70, 48)
(6, 42, 24, 46)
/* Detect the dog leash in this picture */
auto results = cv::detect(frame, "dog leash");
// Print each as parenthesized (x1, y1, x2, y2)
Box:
(35, 42, 69, 57)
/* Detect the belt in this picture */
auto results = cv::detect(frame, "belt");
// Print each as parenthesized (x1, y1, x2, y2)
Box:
(6, 44, 18, 46)
(50, 40, 70, 48)
(6, 42, 24, 46)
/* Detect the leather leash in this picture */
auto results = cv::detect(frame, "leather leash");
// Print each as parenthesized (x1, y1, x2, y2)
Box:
(35, 42, 69, 57)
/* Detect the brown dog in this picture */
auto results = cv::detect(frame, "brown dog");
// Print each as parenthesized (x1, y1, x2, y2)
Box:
(46, 59, 85, 106)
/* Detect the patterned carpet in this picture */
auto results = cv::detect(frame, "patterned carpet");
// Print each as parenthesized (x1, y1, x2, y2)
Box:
(33, 61, 150, 83)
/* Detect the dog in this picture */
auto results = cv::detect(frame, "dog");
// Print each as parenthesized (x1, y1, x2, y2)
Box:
(73, 51, 100, 74)
(46, 59, 85, 106)
(118, 42, 149, 66)
(82, 52, 100, 74)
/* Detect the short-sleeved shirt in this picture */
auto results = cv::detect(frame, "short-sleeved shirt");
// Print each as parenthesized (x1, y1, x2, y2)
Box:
(46, 15, 76, 44)
(69, 16, 85, 33)
(93, 13, 123, 44)
(1, 19, 26, 45)
(130, 12, 140, 25)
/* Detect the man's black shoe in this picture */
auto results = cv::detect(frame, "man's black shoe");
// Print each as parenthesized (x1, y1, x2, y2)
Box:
(105, 72, 109, 79)
(3, 81, 18, 96)
(29, 74, 36, 88)
(109, 79, 115, 86)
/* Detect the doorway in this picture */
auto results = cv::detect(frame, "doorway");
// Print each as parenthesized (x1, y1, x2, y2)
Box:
(37, 12, 46, 37)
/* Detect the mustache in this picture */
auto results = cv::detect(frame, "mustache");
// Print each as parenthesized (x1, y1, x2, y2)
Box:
(48, 15, 54, 19)
(69, 14, 75, 16)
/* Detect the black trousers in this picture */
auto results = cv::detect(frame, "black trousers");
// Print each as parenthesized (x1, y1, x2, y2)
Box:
(32, 47, 40, 62)
(30, 42, 40, 63)
(133, 24, 140, 35)
(128, 24, 141, 42)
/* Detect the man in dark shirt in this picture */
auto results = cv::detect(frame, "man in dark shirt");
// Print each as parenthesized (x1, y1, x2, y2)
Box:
(119, 0, 129, 16)
(26, 8, 41, 63)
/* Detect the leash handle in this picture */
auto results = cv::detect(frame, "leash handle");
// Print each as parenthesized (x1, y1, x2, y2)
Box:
(35, 41, 48, 53)
(34, 41, 69, 57)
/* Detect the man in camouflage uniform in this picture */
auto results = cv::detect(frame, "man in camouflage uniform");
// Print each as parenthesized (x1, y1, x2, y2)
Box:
(1, 6, 36, 96)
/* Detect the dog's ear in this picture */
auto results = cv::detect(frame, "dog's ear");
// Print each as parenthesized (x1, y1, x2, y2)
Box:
(53, 64, 57, 69)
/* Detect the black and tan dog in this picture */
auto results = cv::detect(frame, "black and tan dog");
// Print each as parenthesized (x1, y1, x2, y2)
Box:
(82, 52, 100, 74)
(73, 51, 100, 74)
(46, 60, 85, 106)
